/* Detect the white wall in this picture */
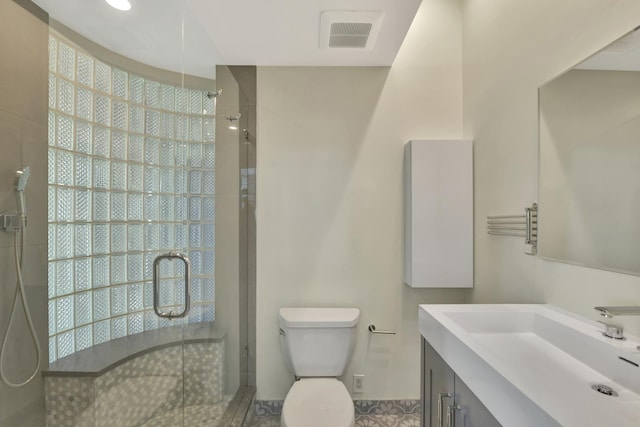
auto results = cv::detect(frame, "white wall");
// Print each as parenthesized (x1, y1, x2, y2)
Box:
(464, 0, 640, 334)
(256, 0, 640, 402)
(255, 0, 466, 400)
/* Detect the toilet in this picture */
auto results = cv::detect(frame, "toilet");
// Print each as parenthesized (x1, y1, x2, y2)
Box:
(279, 307, 360, 427)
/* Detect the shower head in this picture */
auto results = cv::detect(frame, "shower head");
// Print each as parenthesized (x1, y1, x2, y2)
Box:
(206, 89, 222, 99)
(14, 167, 30, 220)
(15, 166, 30, 192)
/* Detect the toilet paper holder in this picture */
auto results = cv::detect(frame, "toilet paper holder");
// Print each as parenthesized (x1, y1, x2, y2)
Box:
(368, 324, 396, 335)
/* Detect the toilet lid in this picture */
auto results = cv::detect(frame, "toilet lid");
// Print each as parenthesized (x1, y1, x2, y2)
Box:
(282, 378, 355, 427)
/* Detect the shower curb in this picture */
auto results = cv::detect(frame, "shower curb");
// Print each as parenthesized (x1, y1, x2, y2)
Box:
(221, 386, 255, 426)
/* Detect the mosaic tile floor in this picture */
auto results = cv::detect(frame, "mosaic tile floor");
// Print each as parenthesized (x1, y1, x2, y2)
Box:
(246, 414, 421, 427)
(139, 396, 233, 427)
(247, 399, 421, 427)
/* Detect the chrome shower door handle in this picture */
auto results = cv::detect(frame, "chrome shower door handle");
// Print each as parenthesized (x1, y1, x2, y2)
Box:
(153, 251, 191, 319)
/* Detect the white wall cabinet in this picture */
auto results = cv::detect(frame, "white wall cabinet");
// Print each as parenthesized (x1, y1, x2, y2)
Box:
(404, 140, 473, 288)
(421, 339, 501, 427)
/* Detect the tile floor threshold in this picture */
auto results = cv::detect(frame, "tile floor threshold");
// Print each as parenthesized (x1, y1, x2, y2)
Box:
(220, 386, 256, 426)
(245, 414, 421, 427)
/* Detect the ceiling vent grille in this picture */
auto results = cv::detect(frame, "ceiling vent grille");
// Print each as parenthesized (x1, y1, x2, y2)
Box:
(320, 11, 383, 50)
(329, 23, 372, 48)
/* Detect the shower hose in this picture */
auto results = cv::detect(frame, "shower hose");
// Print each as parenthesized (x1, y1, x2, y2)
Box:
(0, 217, 42, 387)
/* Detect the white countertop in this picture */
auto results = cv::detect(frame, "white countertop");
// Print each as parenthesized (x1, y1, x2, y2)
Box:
(419, 304, 640, 427)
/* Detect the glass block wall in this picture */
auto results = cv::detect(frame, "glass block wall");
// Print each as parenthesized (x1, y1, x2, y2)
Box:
(47, 33, 216, 362)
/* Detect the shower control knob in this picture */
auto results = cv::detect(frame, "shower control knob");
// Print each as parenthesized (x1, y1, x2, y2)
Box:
(0, 214, 19, 232)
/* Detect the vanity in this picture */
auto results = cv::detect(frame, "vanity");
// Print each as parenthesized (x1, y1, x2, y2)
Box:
(416, 23, 640, 427)
(419, 304, 640, 427)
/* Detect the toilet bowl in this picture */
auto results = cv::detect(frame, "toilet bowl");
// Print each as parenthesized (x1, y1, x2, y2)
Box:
(281, 378, 355, 427)
(278, 307, 360, 427)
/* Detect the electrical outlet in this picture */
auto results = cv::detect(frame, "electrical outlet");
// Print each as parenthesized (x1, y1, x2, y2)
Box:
(353, 374, 365, 393)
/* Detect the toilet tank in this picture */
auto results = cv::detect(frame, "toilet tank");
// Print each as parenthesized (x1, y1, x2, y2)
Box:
(279, 307, 360, 377)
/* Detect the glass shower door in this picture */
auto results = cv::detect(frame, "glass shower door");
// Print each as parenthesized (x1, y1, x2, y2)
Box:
(98, 7, 195, 425)
(92, 78, 216, 426)
(43, 0, 221, 425)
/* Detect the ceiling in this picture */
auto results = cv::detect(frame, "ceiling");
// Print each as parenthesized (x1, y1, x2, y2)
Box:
(576, 27, 640, 71)
(32, 0, 422, 79)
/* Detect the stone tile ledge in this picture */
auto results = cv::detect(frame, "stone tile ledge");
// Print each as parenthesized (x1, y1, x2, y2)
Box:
(44, 322, 224, 377)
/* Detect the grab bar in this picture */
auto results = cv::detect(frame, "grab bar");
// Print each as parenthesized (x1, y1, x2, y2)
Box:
(153, 251, 191, 319)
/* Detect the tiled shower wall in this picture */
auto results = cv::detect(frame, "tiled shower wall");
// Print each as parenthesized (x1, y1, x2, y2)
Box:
(47, 32, 217, 362)
(0, 1, 49, 425)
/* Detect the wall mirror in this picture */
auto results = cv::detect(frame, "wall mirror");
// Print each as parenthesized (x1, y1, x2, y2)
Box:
(539, 27, 640, 276)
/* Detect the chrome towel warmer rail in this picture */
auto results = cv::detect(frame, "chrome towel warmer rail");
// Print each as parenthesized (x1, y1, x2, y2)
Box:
(487, 203, 538, 255)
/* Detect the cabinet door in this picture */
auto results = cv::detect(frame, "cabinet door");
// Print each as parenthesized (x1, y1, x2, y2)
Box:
(423, 339, 455, 427)
(454, 375, 501, 427)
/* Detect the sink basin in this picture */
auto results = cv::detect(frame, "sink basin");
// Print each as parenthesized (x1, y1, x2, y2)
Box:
(419, 304, 640, 427)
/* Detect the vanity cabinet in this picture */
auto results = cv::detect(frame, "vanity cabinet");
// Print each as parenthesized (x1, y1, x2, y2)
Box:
(421, 338, 501, 427)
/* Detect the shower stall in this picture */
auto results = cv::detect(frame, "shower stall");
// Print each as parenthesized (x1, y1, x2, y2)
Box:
(0, 0, 255, 425)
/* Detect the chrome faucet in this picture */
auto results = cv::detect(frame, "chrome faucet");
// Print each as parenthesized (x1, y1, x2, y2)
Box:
(595, 306, 640, 318)
(594, 306, 640, 340)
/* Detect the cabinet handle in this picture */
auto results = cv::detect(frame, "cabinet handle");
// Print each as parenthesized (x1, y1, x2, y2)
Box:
(446, 404, 461, 427)
(437, 393, 451, 427)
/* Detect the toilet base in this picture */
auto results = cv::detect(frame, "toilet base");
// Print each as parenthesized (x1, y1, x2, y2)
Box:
(280, 378, 355, 427)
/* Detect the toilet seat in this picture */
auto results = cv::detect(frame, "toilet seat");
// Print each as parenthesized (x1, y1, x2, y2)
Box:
(281, 378, 355, 427)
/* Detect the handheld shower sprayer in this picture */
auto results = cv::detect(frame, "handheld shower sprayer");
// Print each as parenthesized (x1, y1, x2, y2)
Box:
(0, 165, 41, 387)
(14, 166, 30, 221)
(0, 166, 30, 231)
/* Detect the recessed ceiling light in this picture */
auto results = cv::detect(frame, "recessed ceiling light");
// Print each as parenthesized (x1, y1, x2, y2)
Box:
(106, 0, 131, 11)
